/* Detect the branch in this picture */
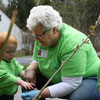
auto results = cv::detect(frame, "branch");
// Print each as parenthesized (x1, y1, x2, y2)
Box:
(0, 9, 17, 61)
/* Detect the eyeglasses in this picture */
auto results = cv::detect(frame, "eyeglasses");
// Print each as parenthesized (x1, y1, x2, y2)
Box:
(35, 30, 47, 39)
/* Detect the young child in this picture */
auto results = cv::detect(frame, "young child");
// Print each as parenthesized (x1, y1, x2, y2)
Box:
(0, 32, 35, 100)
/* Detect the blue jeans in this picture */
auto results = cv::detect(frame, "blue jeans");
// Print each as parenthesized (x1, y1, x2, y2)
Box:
(36, 72, 100, 100)
(66, 77, 100, 100)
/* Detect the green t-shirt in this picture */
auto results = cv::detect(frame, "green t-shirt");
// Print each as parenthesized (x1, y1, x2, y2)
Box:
(0, 58, 23, 95)
(33, 23, 100, 84)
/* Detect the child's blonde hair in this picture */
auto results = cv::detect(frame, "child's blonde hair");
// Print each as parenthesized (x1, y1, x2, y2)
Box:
(0, 32, 18, 48)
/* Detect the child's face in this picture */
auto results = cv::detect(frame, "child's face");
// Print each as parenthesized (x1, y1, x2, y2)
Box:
(3, 44, 17, 62)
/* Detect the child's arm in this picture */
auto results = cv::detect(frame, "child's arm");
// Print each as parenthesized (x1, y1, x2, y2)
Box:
(16, 79, 35, 90)
(19, 70, 25, 79)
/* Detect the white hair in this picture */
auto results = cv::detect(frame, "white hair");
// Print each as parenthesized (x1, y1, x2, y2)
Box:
(26, 5, 62, 32)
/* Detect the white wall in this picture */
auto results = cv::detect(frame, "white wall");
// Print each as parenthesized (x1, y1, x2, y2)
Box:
(0, 10, 23, 50)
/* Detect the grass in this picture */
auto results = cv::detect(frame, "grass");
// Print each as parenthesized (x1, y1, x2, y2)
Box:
(15, 50, 32, 57)
(23, 64, 29, 70)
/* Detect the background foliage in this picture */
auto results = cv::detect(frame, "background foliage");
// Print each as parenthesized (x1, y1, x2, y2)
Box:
(1, 0, 100, 32)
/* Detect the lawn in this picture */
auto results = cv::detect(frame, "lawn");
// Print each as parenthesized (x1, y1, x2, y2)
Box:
(23, 64, 29, 70)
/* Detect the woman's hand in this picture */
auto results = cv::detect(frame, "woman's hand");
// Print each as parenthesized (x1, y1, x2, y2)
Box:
(24, 69, 36, 84)
(23, 61, 38, 84)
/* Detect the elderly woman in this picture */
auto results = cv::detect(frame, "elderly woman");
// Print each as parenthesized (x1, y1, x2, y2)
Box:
(21, 5, 100, 100)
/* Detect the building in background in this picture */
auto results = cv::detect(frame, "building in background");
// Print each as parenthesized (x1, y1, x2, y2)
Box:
(0, 9, 34, 51)
(22, 31, 34, 51)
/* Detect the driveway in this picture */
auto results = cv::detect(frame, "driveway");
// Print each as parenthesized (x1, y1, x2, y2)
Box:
(15, 56, 33, 65)
(15, 52, 100, 65)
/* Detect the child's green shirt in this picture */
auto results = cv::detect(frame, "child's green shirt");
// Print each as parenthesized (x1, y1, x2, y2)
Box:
(0, 58, 23, 95)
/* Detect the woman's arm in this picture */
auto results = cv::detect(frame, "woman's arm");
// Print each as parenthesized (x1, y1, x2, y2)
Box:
(41, 76, 82, 98)
(24, 61, 39, 83)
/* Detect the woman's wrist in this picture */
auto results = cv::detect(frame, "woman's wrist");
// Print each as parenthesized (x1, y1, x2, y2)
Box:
(27, 61, 38, 71)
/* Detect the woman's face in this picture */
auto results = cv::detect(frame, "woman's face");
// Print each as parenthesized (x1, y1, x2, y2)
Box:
(32, 24, 59, 47)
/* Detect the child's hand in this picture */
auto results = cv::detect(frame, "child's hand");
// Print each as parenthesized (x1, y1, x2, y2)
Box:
(16, 80, 35, 90)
